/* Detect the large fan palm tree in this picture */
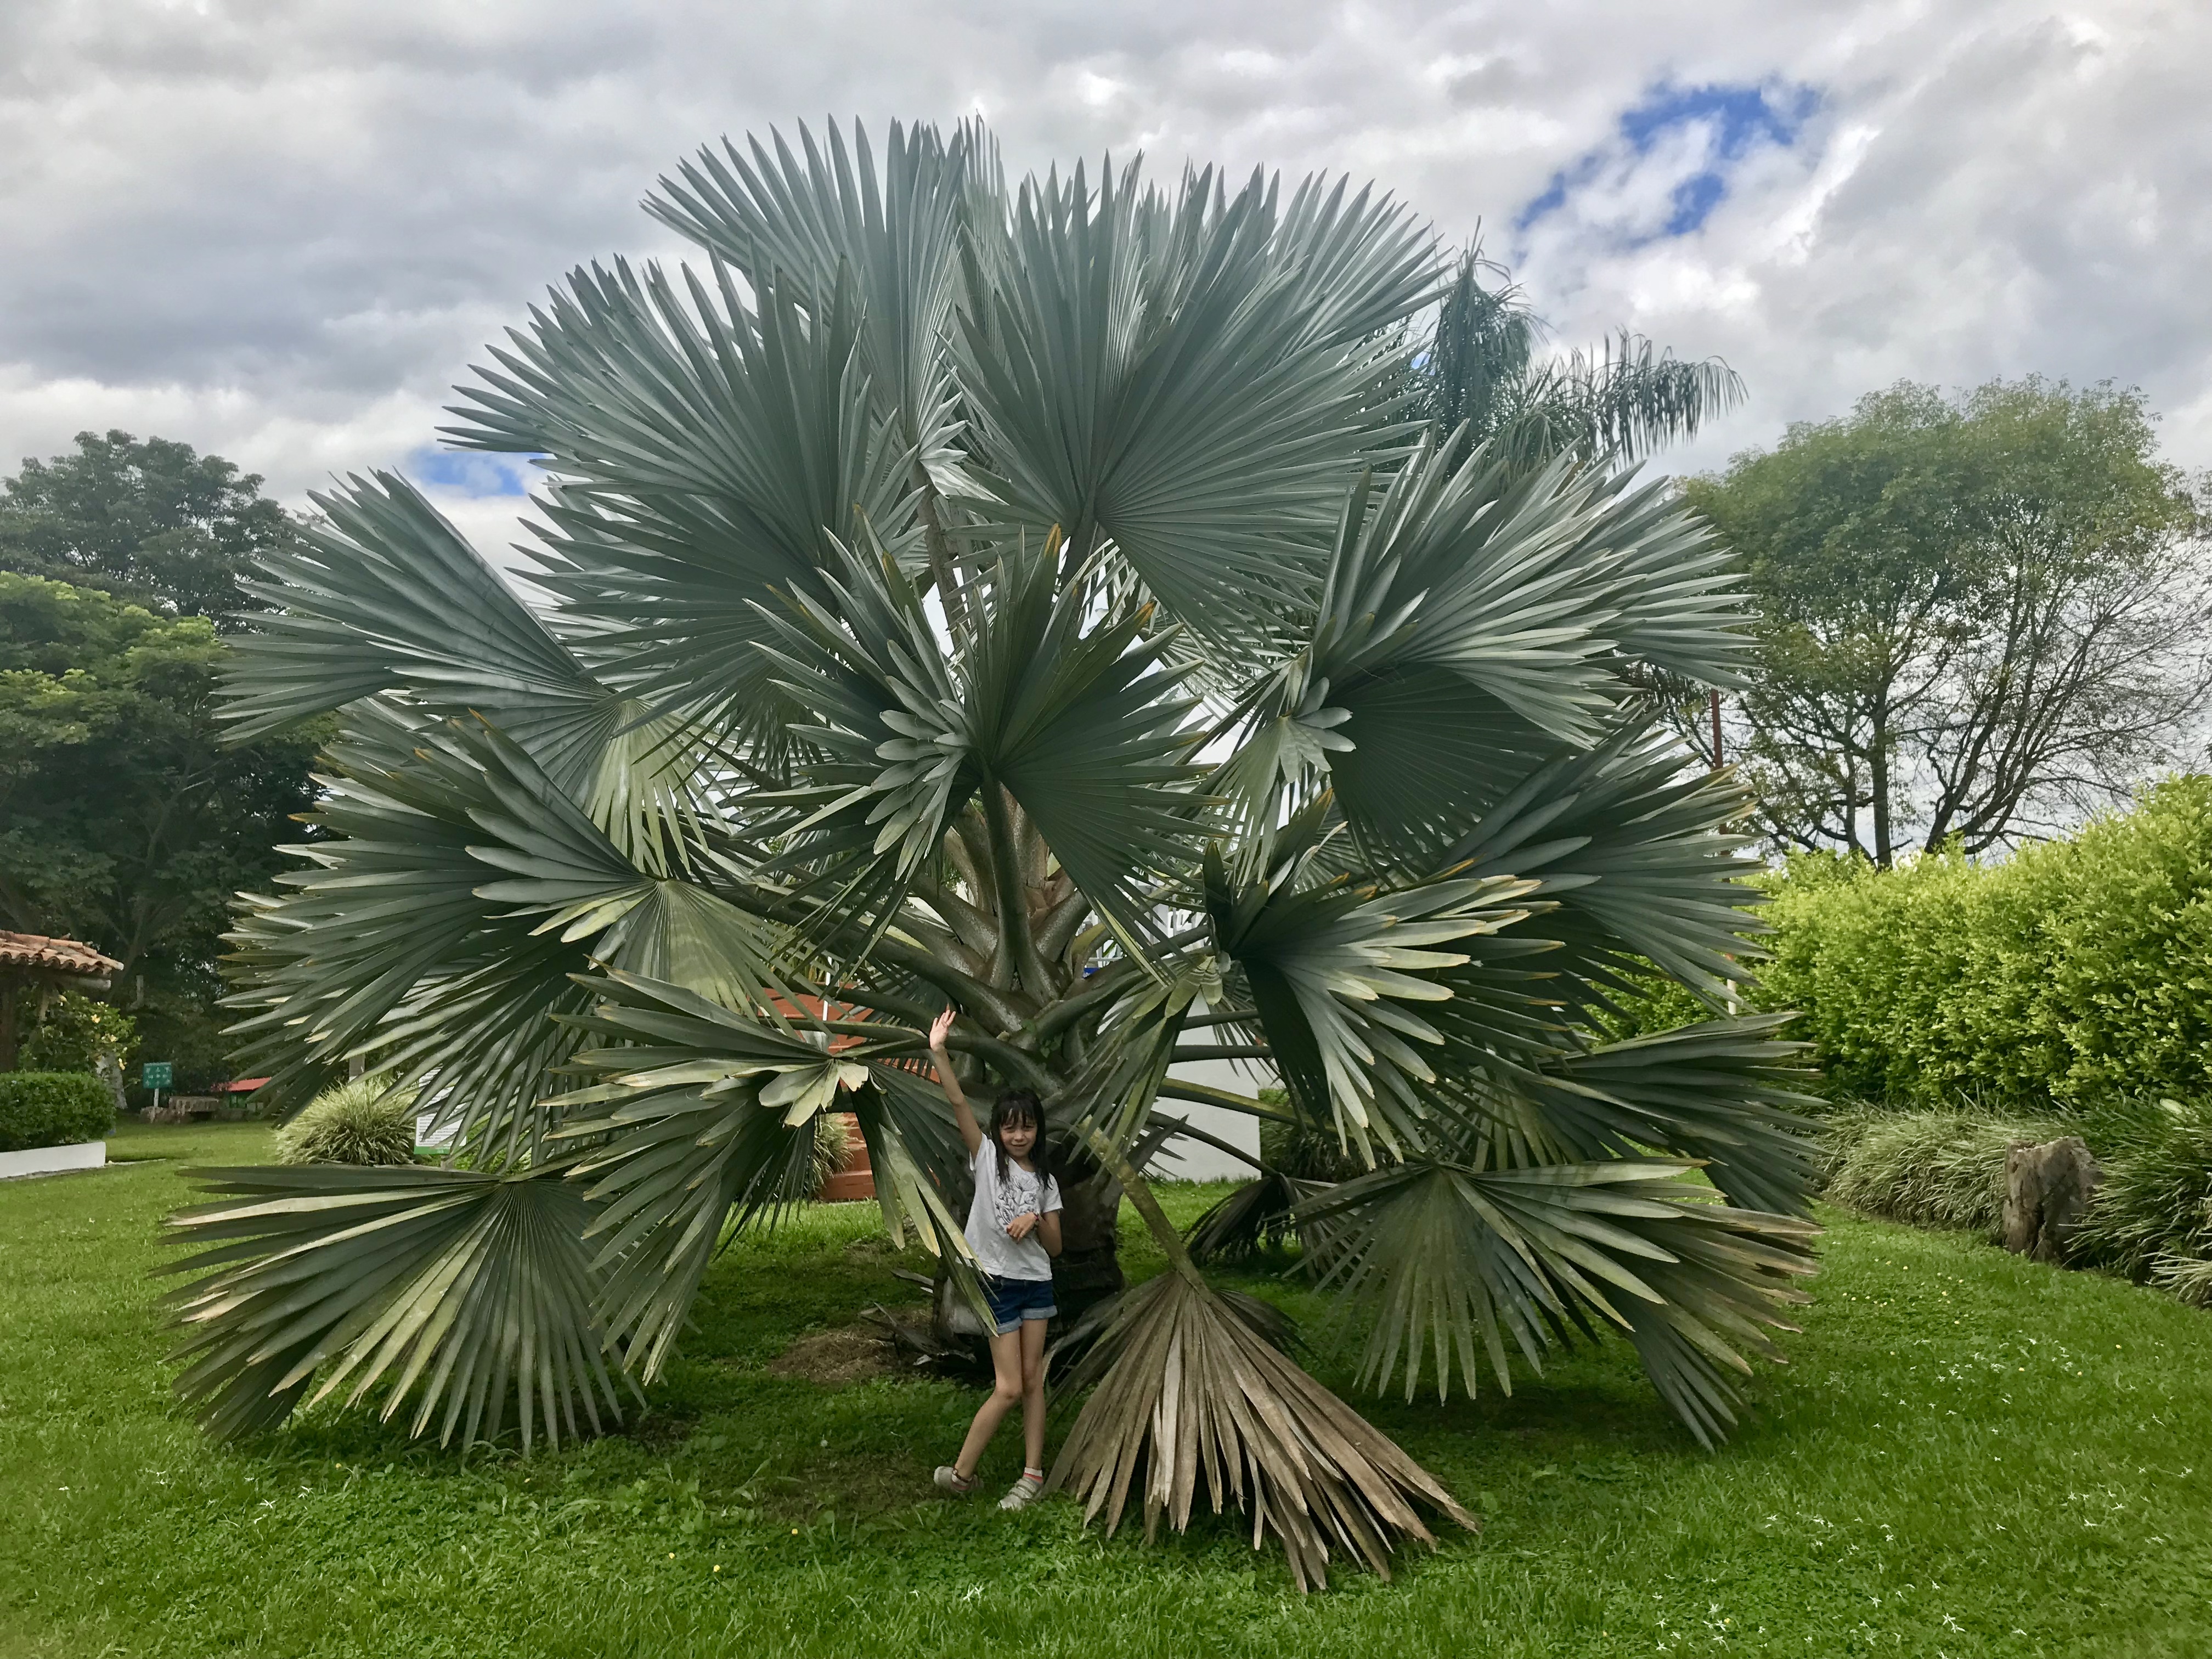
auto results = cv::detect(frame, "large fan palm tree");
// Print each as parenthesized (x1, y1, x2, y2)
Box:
(165, 119, 1819, 1590)
(1412, 245, 1746, 472)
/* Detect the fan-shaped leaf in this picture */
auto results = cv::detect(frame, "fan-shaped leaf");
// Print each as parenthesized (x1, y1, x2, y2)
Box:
(1300, 1158, 1817, 1442)
(165, 1163, 621, 1449)
(952, 156, 1438, 642)
(1049, 1263, 1474, 1591)
(444, 258, 916, 715)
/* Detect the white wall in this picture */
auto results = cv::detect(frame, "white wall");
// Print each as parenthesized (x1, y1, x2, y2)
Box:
(1151, 1001, 1270, 1182)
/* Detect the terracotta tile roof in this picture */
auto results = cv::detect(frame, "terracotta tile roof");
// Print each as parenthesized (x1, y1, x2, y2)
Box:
(0, 930, 123, 977)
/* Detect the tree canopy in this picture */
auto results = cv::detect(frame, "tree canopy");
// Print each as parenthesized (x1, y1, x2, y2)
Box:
(0, 434, 320, 1086)
(1409, 247, 1745, 472)
(0, 430, 296, 622)
(1686, 378, 2212, 863)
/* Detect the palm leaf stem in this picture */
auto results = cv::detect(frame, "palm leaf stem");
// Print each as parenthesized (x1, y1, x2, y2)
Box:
(1032, 883, 1098, 962)
(1022, 926, 1214, 1045)
(1158, 1080, 1299, 1123)
(1147, 1113, 1269, 1175)
(1080, 1127, 1204, 1272)
(805, 1013, 1057, 1095)
(710, 874, 1031, 1033)
(908, 871, 1000, 962)
(982, 782, 1057, 996)
(803, 985, 1058, 1096)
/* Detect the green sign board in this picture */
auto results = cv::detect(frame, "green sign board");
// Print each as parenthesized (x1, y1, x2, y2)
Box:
(141, 1062, 173, 1091)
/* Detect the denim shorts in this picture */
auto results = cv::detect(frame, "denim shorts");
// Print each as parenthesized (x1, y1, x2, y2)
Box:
(982, 1273, 1057, 1335)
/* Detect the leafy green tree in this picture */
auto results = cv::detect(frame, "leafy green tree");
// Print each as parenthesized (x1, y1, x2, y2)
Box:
(165, 120, 1819, 1588)
(18, 991, 137, 1074)
(1687, 379, 2212, 864)
(0, 430, 297, 621)
(0, 573, 320, 1086)
(1410, 248, 1745, 470)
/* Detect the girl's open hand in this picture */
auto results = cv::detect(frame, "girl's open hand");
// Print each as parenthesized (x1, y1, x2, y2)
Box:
(928, 1007, 956, 1052)
(1006, 1212, 1039, 1241)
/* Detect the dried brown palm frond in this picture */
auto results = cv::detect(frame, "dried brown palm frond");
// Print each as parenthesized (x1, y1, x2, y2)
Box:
(1048, 1255, 1475, 1591)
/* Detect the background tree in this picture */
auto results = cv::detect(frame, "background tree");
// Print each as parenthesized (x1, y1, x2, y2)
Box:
(163, 120, 1818, 1589)
(1409, 246, 1745, 471)
(0, 430, 296, 622)
(1686, 379, 2212, 863)
(0, 575, 321, 1085)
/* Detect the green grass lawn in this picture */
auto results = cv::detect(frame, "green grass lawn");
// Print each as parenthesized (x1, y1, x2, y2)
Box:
(5, 1121, 2211, 1657)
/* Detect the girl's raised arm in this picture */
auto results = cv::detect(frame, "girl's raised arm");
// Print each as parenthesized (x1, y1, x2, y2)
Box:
(927, 1008, 983, 1158)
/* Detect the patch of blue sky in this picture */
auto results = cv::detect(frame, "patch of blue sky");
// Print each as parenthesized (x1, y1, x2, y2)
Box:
(1517, 80, 1820, 245)
(404, 445, 538, 497)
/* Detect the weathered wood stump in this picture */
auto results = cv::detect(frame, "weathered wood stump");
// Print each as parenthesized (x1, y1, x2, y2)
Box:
(2002, 1136, 2102, 1262)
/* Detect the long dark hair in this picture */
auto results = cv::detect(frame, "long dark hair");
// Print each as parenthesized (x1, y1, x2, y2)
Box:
(990, 1087, 1047, 1186)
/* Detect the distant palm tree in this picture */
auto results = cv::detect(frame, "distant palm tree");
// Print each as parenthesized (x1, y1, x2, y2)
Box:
(164, 120, 1816, 1592)
(1413, 246, 1745, 470)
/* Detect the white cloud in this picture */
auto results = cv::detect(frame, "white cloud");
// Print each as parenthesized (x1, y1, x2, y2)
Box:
(0, 0, 2205, 546)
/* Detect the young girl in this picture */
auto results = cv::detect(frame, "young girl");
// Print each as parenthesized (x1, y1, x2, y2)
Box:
(927, 1006, 1063, 1510)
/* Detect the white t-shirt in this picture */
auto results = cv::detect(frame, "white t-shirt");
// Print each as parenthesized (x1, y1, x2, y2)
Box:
(965, 1141, 1062, 1282)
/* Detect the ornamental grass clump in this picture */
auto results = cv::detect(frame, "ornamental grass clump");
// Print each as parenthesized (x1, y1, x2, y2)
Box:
(809, 1111, 854, 1198)
(273, 1075, 419, 1166)
(2070, 1096, 2212, 1279)
(1822, 1108, 2064, 1238)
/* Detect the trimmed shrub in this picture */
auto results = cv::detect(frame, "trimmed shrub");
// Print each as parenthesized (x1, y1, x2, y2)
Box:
(0, 1071, 116, 1152)
(1822, 1109, 2064, 1238)
(1763, 777, 2212, 1107)
(274, 1075, 419, 1166)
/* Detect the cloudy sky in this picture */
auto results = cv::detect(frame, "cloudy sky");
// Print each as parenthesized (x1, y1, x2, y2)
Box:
(4, 0, 2207, 550)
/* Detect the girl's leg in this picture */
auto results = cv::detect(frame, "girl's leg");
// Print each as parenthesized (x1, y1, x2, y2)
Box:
(1017, 1316, 1050, 1474)
(952, 1328, 1026, 1477)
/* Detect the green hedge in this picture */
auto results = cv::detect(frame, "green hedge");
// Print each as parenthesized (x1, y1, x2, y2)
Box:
(1762, 777, 2212, 1108)
(0, 1071, 116, 1153)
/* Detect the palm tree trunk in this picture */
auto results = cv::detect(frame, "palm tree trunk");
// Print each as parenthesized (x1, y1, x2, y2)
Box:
(1048, 1150, 1127, 1328)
